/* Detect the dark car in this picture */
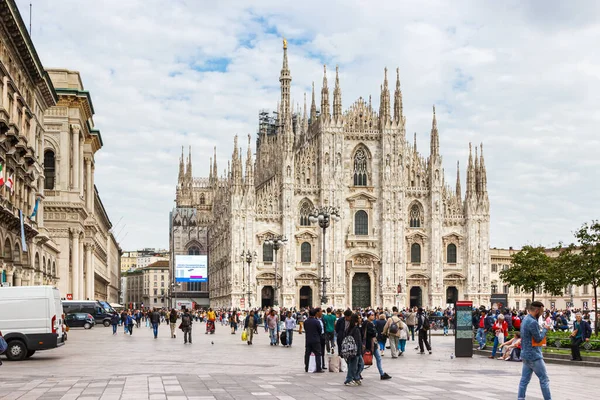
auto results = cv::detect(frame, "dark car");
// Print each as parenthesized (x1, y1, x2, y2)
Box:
(65, 313, 95, 329)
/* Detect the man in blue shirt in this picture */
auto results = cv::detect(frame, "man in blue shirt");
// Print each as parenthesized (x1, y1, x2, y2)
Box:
(518, 301, 552, 400)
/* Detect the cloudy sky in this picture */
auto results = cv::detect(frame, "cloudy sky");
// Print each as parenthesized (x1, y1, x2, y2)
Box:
(17, 0, 600, 250)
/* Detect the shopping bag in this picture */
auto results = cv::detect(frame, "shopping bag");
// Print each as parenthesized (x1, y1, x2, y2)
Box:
(339, 357, 347, 372)
(308, 352, 317, 373)
(242, 330, 248, 341)
(363, 350, 373, 366)
(532, 337, 546, 347)
(328, 355, 340, 372)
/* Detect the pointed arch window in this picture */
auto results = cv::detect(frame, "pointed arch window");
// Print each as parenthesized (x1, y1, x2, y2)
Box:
(299, 201, 312, 226)
(354, 210, 368, 235)
(409, 204, 421, 228)
(263, 242, 274, 262)
(447, 244, 457, 264)
(199, 194, 205, 205)
(353, 148, 368, 186)
(411, 243, 421, 264)
(300, 242, 311, 263)
(44, 150, 56, 190)
(188, 246, 200, 255)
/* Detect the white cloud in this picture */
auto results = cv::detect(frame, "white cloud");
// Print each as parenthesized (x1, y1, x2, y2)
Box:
(18, 0, 600, 250)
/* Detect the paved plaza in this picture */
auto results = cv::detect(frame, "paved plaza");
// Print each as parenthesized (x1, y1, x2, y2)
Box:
(0, 322, 595, 400)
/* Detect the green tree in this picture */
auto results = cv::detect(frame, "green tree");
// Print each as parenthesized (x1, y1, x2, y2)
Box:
(500, 246, 553, 301)
(557, 221, 600, 335)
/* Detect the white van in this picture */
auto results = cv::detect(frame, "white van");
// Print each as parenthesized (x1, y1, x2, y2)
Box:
(0, 285, 66, 361)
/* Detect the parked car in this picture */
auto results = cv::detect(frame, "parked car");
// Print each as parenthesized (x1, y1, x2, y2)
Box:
(0, 286, 66, 361)
(62, 300, 115, 327)
(65, 313, 95, 329)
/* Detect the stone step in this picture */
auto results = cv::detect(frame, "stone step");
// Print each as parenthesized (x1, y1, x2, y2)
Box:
(472, 348, 600, 368)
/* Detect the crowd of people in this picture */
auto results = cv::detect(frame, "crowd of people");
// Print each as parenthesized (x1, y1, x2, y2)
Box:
(105, 302, 595, 397)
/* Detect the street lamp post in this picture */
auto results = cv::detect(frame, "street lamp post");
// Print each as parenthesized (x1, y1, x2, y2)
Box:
(240, 250, 258, 309)
(309, 206, 341, 305)
(170, 282, 181, 308)
(264, 235, 287, 307)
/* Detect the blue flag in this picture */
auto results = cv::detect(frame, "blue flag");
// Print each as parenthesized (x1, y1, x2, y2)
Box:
(31, 198, 39, 218)
(19, 210, 27, 252)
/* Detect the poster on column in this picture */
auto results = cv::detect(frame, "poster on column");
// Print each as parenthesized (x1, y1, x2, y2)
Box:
(175, 255, 208, 282)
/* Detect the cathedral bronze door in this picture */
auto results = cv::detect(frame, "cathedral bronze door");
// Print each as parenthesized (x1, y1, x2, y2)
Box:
(299, 286, 312, 308)
(410, 286, 422, 308)
(446, 286, 458, 304)
(261, 286, 274, 308)
(352, 273, 371, 308)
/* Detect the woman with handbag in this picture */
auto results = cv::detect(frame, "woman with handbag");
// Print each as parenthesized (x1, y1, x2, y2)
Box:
(363, 311, 392, 380)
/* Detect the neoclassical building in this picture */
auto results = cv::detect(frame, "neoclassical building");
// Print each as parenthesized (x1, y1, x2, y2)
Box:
(0, 0, 59, 288)
(42, 69, 121, 302)
(183, 41, 491, 309)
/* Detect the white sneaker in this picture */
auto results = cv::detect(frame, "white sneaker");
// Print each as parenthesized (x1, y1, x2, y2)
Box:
(344, 381, 357, 386)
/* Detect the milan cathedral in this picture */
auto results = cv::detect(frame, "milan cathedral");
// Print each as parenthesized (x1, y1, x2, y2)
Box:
(175, 40, 491, 310)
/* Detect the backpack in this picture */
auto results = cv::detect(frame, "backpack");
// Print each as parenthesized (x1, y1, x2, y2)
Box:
(182, 314, 191, 327)
(389, 319, 399, 335)
(340, 330, 358, 360)
(0, 336, 7, 353)
(421, 315, 430, 331)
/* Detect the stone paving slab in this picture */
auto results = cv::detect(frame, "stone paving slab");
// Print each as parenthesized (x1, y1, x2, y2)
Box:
(0, 322, 596, 399)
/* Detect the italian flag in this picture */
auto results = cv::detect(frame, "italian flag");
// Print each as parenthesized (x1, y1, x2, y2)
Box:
(0, 163, 4, 186)
(5, 174, 13, 193)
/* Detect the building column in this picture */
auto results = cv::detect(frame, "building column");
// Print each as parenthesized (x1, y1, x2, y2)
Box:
(85, 159, 92, 210)
(71, 126, 80, 191)
(6, 268, 14, 286)
(85, 244, 94, 300)
(72, 230, 80, 298)
(79, 238, 85, 299)
(79, 143, 84, 198)
(14, 270, 22, 286)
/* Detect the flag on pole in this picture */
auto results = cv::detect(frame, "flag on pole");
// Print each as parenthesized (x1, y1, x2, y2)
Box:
(19, 210, 28, 252)
(31, 197, 40, 218)
(5, 174, 14, 193)
(0, 163, 4, 186)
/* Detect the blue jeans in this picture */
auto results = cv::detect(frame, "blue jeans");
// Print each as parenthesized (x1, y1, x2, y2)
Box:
(518, 358, 551, 400)
(491, 336, 502, 357)
(345, 356, 359, 383)
(357, 354, 364, 377)
(269, 328, 277, 344)
(112, 324, 117, 334)
(408, 325, 415, 340)
(476, 328, 486, 348)
(373, 347, 384, 376)
(152, 323, 159, 338)
(443, 326, 448, 335)
(286, 329, 293, 346)
(378, 340, 386, 352)
(398, 339, 406, 352)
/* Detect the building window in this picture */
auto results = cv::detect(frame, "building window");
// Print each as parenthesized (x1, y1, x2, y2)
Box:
(300, 242, 311, 263)
(161, 282, 164, 287)
(353, 148, 368, 186)
(411, 243, 421, 264)
(199, 193, 205, 205)
(154, 289, 157, 295)
(188, 246, 200, 255)
(354, 210, 368, 235)
(447, 244, 457, 264)
(503, 264, 509, 271)
(299, 201, 312, 226)
(44, 150, 56, 190)
(491, 284, 498, 294)
(491, 264, 497, 273)
(154, 282, 157, 287)
(263, 242, 273, 262)
(161, 275, 164, 281)
(153, 298, 157, 304)
(515, 301, 520, 310)
(514, 286, 520, 294)
(503, 285, 509, 294)
(409, 204, 421, 228)
(583, 285, 589, 295)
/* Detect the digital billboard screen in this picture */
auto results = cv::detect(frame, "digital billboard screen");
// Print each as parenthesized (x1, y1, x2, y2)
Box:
(175, 255, 208, 282)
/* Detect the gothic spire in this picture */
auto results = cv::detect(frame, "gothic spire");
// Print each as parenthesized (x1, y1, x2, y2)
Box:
(302, 92, 308, 132)
(474, 145, 480, 195)
(413, 132, 417, 156)
(333, 65, 342, 121)
(456, 160, 461, 201)
(186, 146, 192, 185)
(480, 143, 487, 195)
(212, 146, 218, 182)
(279, 37, 292, 121)
(466, 143, 475, 198)
(430, 105, 439, 157)
(310, 82, 317, 122)
(379, 67, 391, 127)
(393, 67, 403, 124)
(178, 146, 184, 185)
(320, 65, 330, 120)
(245, 134, 254, 182)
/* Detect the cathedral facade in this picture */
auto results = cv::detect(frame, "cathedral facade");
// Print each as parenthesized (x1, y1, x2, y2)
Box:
(179, 41, 491, 310)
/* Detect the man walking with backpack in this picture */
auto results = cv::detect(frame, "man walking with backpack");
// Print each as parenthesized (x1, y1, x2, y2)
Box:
(150, 308, 161, 339)
(181, 307, 193, 344)
(169, 308, 178, 338)
(417, 308, 432, 354)
(383, 307, 402, 358)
